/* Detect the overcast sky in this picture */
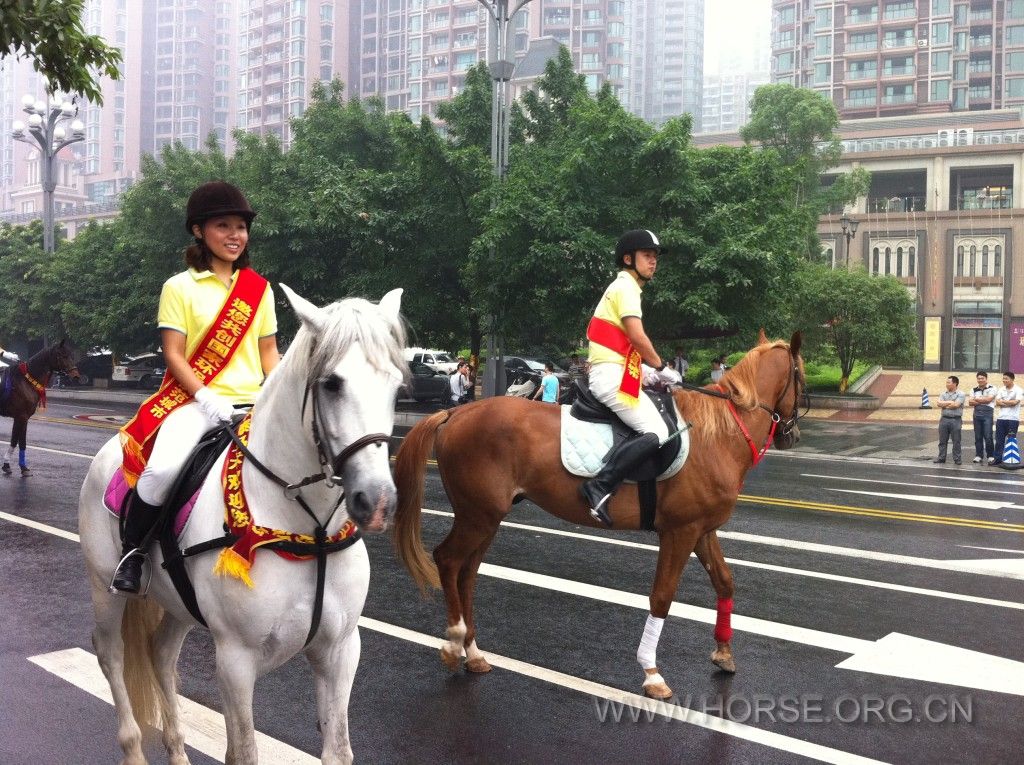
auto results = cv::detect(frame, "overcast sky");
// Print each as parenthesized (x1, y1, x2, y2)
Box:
(704, 0, 773, 77)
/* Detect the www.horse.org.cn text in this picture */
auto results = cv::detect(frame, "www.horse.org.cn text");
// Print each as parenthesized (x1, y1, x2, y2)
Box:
(593, 693, 974, 725)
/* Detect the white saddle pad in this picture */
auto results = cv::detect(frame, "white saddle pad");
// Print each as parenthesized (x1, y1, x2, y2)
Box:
(560, 404, 690, 480)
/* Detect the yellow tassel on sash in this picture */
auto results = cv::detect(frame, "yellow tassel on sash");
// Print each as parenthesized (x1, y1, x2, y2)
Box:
(213, 547, 255, 588)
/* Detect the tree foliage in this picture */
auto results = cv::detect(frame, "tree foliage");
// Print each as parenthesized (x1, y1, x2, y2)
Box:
(792, 264, 917, 392)
(0, 0, 122, 104)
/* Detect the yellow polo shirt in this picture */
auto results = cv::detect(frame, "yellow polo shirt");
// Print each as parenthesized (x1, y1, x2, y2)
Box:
(588, 270, 643, 365)
(157, 268, 277, 404)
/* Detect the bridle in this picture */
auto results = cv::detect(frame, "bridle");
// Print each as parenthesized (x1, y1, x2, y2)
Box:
(680, 345, 806, 465)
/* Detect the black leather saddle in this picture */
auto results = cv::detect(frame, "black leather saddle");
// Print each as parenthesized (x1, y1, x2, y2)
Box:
(568, 381, 682, 482)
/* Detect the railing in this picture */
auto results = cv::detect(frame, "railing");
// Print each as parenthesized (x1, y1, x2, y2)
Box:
(882, 92, 916, 104)
(969, 62, 993, 73)
(846, 95, 878, 107)
(883, 8, 917, 20)
(957, 193, 1013, 210)
(883, 65, 915, 76)
(868, 195, 926, 212)
(845, 12, 879, 24)
(0, 198, 123, 225)
(969, 9, 994, 21)
(970, 36, 993, 47)
(847, 40, 879, 51)
(882, 36, 915, 48)
(847, 67, 879, 80)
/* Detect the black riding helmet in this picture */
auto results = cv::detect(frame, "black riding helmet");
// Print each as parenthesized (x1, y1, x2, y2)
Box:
(615, 229, 662, 270)
(185, 181, 256, 235)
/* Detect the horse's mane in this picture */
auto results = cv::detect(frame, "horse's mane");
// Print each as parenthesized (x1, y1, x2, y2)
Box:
(268, 296, 408, 391)
(676, 340, 790, 440)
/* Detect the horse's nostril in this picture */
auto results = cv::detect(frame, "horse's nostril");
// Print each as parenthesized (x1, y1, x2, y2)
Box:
(352, 491, 373, 521)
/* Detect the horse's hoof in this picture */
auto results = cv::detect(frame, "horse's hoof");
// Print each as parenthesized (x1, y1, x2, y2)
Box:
(465, 656, 492, 674)
(1, 463, 9, 475)
(711, 647, 736, 674)
(642, 680, 673, 700)
(20, 468, 31, 477)
(439, 646, 462, 672)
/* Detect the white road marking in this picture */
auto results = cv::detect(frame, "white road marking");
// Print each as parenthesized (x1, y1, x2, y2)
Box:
(26, 445, 94, 459)
(422, 508, 1024, 599)
(921, 473, 1024, 486)
(477, 562, 1024, 697)
(358, 618, 886, 765)
(958, 545, 1024, 555)
(0, 511, 80, 542)
(829, 488, 1014, 511)
(28, 648, 318, 764)
(802, 472, 1024, 497)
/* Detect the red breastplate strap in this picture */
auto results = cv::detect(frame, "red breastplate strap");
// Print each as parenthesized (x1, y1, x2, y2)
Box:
(717, 385, 777, 467)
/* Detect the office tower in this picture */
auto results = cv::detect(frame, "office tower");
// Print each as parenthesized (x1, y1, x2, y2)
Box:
(771, 0, 1024, 117)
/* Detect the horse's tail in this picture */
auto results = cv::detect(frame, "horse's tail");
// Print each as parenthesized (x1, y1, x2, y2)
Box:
(393, 409, 450, 593)
(121, 598, 164, 728)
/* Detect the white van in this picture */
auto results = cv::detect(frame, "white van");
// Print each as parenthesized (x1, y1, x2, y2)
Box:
(404, 347, 458, 375)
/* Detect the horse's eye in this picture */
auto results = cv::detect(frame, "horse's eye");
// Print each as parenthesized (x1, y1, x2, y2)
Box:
(323, 375, 343, 394)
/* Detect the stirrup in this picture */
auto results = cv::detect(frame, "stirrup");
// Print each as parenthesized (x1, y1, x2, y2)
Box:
(107, 548, 153, 598)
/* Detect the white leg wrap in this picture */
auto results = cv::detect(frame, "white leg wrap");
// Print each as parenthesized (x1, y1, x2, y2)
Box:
(3, 444, 13, 462)
(636, 614, 664, 670)
(642, 672, 667, 688)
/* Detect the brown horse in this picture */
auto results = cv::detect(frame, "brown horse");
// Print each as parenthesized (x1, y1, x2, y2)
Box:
(0, 340, 78, 476)
(393, 331, 804, 699)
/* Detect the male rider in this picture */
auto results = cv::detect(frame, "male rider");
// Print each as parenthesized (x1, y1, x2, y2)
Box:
(580, 229, 681, 526)
(0, 347, 19, 364)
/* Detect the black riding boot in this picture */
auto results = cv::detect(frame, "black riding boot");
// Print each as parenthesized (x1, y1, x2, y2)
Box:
(579, 432, 661, 527)
(109, 493, 162, 595)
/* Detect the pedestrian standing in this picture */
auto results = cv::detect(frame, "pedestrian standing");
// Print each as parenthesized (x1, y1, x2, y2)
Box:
(450, 361, 471, 406)
(991, 371, 1022, 466)
(532, 362, 560, 403)
(967, 371, 996, 463)
(671, 346, 689, 379)
(933, 376, 965, 464)
(710, 356, 726, 384)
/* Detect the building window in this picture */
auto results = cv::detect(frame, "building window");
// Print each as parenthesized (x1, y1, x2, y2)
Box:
(932, 23, 951, 45)
(931, 80, 950, 101)
(1009, 26, 1024, 46)
(815, 35, 832, 55)
(933, 0, 951, 14)
(932, 51, 951, 72)
(847, 86, 877, 107)
(1010, 0, 1024, 19)
(814, 62, 831, 83)
(776, 52, 794, 71)
(815, 8, 831, 27)
(1009, 78, 1024, 97)
(957, 245, 965, 275)
(777, 5, 795, 25)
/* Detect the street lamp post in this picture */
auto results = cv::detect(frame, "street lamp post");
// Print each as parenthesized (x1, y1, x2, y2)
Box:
(11, 92, 85, 254)
(476, 0, 534, 397)
(839, 213, 859, 267)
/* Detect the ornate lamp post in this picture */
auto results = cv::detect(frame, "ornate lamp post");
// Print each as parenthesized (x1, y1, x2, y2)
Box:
(840, 213, 859, 267)
(476, 0, 535, 397)
(11, 92, 85, 254)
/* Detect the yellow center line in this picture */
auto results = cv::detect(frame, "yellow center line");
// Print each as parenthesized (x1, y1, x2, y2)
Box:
(739, 494, 1024, 533)
(36, 415, 120, 431)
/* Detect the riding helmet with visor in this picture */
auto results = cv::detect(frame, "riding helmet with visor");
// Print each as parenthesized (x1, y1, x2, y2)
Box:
(185, 181, 256, 235)
(615, 229, 662, 269)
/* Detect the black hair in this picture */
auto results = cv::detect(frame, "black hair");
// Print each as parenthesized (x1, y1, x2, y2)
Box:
(1004, 371, 1016, 380)
(948, 376, 959, 385)
(976, 371, 989, 378)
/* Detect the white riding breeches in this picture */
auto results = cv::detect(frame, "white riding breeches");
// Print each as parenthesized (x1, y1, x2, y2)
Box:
(587, 362, 669, 442)
(135, 401, 220, 506)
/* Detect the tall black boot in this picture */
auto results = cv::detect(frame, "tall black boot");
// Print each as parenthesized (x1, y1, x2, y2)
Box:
(579, 432, 661, 527)
(109, 493, 162, 596)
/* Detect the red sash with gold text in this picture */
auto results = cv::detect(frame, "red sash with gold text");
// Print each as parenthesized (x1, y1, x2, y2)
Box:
(119, 268, 268, 487)
(586, 316, 642, 405)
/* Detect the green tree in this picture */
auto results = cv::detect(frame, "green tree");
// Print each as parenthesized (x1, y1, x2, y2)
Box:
(793, 264, 917, 392)
(0, 220, 58, 344)
(0, 0, 122, 103)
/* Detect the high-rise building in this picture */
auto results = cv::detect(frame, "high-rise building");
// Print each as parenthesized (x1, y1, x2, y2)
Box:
(0, 0, 143, 222)
(143, 0, 238, 154)
(702, 71, 770, 133)
(630, 0, 705, 128)
(354, 1, 632, 122)
(771, 0, 1024, 118)
(236, 0, 355, 146)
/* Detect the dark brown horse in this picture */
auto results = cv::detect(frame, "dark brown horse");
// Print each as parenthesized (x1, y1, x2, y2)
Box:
(0, 340, 78, 476)
(393, 331, 804, 699)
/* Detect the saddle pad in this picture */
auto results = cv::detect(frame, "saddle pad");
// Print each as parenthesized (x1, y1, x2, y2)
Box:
(104, 470, 199, 540)
(560, 404, 690, 480)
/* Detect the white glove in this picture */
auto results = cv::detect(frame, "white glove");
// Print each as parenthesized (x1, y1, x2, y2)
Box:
(194, 386, 234, 424)
(0, 350, 19, 363)
(658, 366, 682, 386)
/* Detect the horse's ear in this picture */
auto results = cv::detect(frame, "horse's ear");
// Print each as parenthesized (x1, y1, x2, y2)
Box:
(789, 331, 802, 357)
(279, 283, 325, 334)
(378, 288, 403, 322)
(757, 328, 768, 345)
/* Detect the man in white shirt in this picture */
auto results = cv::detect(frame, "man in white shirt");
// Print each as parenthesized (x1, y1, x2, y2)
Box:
(450, 361, 471, 406)
(671, 346, 688, 379)
(967, 371, 997, 463)
(991, 371, 1022, 466)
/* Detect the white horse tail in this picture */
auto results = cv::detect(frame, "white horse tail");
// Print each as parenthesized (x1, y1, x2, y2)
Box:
(121, 598, 164, 728)
(393, 410, 449, 593)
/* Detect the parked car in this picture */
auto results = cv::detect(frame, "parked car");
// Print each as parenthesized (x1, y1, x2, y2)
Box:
(503, 356, 574, 402)
(73, 352, 115, 386)
(404, 347, 459, 375)
(112, 353, 166, 389)
(401, 362, 451, 403)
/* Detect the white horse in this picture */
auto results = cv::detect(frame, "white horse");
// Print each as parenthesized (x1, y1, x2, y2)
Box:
(79, 285, 406, 765)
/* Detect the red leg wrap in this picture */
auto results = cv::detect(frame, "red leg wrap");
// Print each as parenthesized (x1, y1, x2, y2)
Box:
(714, 597, 733, 643)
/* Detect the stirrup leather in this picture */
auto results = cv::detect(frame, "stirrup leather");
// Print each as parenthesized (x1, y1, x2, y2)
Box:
(108, 548, 153, 597)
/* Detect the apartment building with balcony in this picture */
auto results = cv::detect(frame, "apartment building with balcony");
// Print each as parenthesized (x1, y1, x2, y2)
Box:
(702, 71, 769, 132)
(629, 0, 704, 128)
(237, 0, 356, 145)
(771, 0, 1024, 119)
